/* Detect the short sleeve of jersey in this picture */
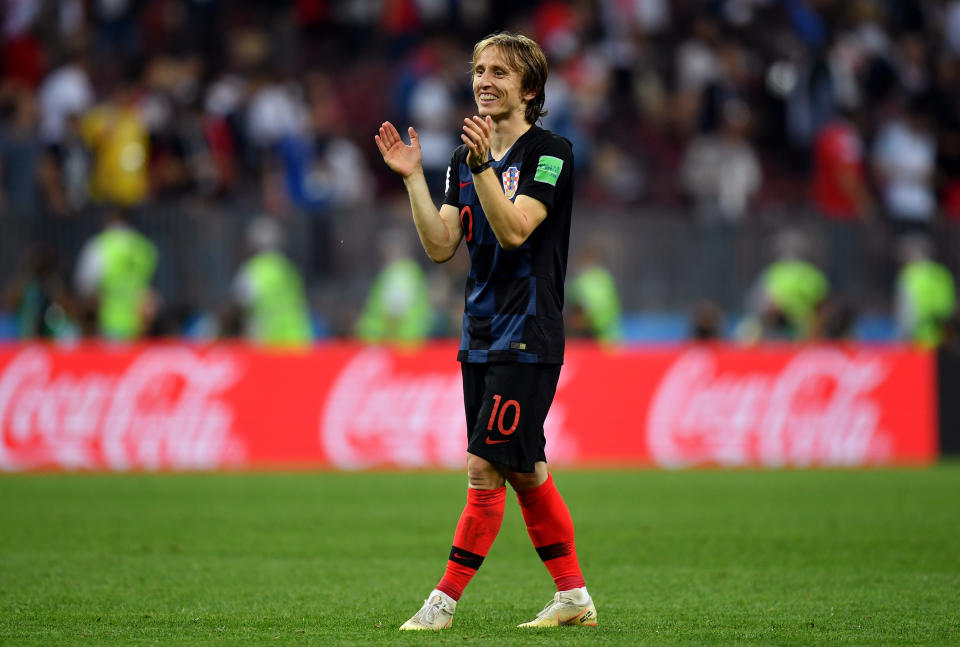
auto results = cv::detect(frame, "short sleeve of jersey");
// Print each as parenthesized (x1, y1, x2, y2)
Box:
(442, 147, 467, 207)
(514, 135, 573, 211)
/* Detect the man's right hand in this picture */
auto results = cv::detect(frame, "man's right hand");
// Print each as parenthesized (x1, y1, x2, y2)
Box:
(376, 121, 423, 178)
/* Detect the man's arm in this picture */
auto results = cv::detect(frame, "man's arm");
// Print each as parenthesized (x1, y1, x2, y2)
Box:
(376, 121, 462, 262)
(403, 171, 463, 262)
(472, 167, 547, 250)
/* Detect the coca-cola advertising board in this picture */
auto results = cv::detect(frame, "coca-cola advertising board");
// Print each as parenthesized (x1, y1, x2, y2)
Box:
(0, 342, 936, 471)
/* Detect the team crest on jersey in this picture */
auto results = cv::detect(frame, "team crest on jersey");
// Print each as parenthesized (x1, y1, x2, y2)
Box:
(502, 166, 520, 199)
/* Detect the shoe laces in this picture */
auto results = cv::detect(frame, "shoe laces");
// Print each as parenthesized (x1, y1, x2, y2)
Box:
(534, 592, 566, 619)
(416, 595, 447, 624)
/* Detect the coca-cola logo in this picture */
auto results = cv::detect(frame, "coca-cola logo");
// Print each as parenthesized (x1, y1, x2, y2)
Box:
(319, 348, 576, 469)
(0, 346, 245, 471)
(646, 348, 891, 467)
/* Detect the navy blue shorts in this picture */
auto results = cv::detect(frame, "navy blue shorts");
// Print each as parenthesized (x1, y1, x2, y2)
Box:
(461, 362, 562, 473)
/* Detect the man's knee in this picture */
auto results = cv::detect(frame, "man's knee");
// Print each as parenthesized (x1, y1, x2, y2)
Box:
(506, 461, 549, 491)
(466, 454, 505, 489)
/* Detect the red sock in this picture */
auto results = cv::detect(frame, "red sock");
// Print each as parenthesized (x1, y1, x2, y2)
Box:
(436, 486, 505, 601)
(516, 473, 586, 591)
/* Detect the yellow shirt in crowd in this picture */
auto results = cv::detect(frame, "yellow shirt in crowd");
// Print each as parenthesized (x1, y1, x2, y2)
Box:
(81, 104, 149, 207)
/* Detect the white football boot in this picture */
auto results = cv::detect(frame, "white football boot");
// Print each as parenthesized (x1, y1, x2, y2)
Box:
(518, 587, 597, 627)
(399, 589, 456, 631)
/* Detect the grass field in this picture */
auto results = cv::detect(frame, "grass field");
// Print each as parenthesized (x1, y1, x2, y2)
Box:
(1, 467, 958, 646)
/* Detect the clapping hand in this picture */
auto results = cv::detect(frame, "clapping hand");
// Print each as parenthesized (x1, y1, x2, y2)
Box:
(376, 122, 422, 178)
(461, 115, 493, 169)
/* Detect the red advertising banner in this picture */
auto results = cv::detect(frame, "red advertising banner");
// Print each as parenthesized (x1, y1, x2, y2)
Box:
(0, 342, 937, 471)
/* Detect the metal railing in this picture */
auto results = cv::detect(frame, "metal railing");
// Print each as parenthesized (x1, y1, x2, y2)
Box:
(3, 202, 958, 336)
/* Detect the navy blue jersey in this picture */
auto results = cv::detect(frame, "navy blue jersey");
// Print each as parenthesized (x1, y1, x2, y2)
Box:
(443, 125, 573, 364)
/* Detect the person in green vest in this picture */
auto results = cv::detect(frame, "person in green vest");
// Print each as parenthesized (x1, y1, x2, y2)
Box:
(738, 229, 829, 342)
(356, 230, 434, 344)
(230, 217, 313, 348)
(894, 234, 957, 349)
(74, 207, 158, 340)
(567, 244, 624, 344)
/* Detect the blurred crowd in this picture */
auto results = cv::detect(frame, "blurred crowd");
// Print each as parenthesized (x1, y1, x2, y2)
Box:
(1, 0, 959, 348)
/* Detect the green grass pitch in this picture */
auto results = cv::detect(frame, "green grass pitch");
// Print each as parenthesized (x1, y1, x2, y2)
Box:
(1, 467, 958, 646)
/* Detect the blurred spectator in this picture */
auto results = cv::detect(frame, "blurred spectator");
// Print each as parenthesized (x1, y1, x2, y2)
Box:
(932, 54, 960, 221)
(891, 31, 930, 98)
(540, 73, 589, 172)
(270, 71, 374, 275)
(588, 141, 645, 204)
(399, 38, 463, 197)
(92, 0, 142, 66)
(707, 36, 753, 123)
(811, 107, 874, 298)
(567, 243, 624, 344)
(690, 300, 724, 341)
(600, 0, 670, 44)
(2, 243, 79, 341)
(737, 230, 830, 343)
(672, 15, 721, 138)
(0, 86, 45, 215)
(271, 71, 373, 213)
(356, 230, 433, 345)
(55, 0, 88, 43)
(141, 54, 208, 199)
(36, 50, 96, 214)
(37, 51, 94, 149)
(80, 71, 150, 207)
(74, 207, 158, 340)
(894, 234, 957, 349)
(817, 297, 858, 341)
(244, 62, 310, 212)
(183, 0, 226, 76)
(554, 41, 612, 142)
(153, 97, 224, 199)
(2, 0, 45, 88)
(683, 96, 762, 309)
(225, 217, 313, 348)
(811, 109, 873, 221)
(681, 98, 761, 222)
(202, 70, 247, 195)
(948, 1, 960, 56)
(47, 111, 91, 214)
(872, 97, 937, 234)
(245, 70, 308, 154)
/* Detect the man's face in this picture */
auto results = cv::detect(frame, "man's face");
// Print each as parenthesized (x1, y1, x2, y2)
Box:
(472, 46, 534, 120)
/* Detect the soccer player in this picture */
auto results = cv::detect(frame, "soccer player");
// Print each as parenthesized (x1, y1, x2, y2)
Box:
(375, 32, 596, 630)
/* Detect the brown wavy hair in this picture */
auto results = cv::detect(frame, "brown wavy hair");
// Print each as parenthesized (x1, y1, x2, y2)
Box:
(472, 32, 549, 125)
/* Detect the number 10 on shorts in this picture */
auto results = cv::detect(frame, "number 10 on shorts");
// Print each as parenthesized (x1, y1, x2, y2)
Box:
(487, 394, 520, 435)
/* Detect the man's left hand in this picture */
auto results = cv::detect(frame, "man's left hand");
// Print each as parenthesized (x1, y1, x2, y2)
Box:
(462, 116, 493, 169)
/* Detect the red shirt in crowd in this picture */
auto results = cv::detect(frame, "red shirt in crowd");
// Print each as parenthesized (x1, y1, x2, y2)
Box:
(811, 121, 867, 219)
